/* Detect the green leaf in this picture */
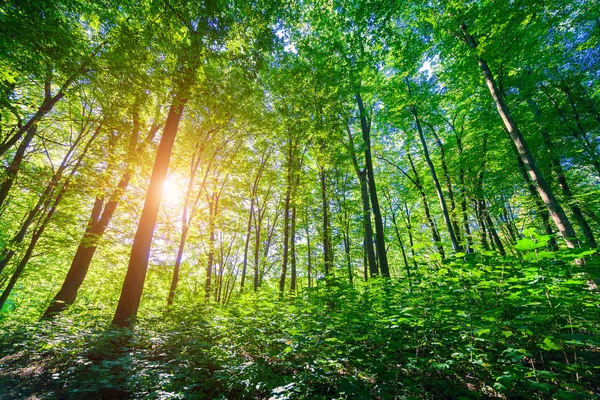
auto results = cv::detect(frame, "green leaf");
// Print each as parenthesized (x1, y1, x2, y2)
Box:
(539, 336, 562, 351)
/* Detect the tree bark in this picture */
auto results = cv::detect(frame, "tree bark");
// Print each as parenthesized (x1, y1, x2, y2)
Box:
(356, 92, 389, 276)
(290, 204, 297, 292)
(430, 127, 462, 245)
(342, 209, 353, 284)
(527, 98, 596, 248)
(44, 121, 160, 317)
(304, 205, 313, 288)
(406, 151, 445, 259)
(0, 122, 92, 275)
(112, 97, 187, 327)
(389, 201, 411, 286)
(279, 140, 293, 293)
(205, 191, 218, 301)
(450, 122, 474, 252)
(1, 126, 98, 310)
(241, 151, 268, 292)
(319, 166, 333, 276)
(409, 100, 462, 253)
(346, 126, 377, 277)
(460, 23, 578, 248)
(515, 155, 558, 250)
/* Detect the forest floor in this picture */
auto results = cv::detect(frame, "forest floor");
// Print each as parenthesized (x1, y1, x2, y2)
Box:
(1, 252, 599, 399)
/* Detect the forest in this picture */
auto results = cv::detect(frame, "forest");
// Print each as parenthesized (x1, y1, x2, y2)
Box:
(0, 0, 599, 398)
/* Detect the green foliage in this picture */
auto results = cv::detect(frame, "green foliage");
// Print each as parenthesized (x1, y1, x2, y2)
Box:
(1, 245, 598, 399)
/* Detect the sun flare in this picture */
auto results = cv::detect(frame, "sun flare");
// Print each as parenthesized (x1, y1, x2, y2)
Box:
(162, 176, 186, 208)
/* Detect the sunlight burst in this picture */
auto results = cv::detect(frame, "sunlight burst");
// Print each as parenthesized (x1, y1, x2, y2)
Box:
(162, 176, 186, 208)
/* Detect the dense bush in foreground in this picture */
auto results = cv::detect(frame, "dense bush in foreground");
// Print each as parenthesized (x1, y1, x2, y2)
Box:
(1, 249, 599, 399)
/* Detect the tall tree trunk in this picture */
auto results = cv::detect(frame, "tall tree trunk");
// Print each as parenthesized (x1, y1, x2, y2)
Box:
(460, 23, 578, 248)
(0, 126, 98, 310)
(205, 192, 217, 301)
(168, 224, 188, 306)
(451, 124, 474, 252)
(304, 205, 313, 289)
(242, 151, 268, 292)
(319, 167, 333, 276)
(516, 156, 558, 250)
(241, 198, 255, 292)
(290, 204, 297, 292)
(473, 136, 493, 252)
(406, 151, 445, 259)
(280, 141, 293, 293)
(402, 203, 418, 271)
(362, 239, 368, 281)
(430, 128, 462, 245)
(560, 82, 600, 175)
(483, 206, 506, 255)
(389, 203, 411, 286)
(44, 122, 160, 317)
(541, 87, 600, 177)
(409, 99, 462, 253)
(253, 206, 263, 291)
(112, 96, 187, 327)
(0, 197, 60, 310)
(475, 200, 490, 251)
(528, 98, 597, 248)
(0, 123, 91, 275)
(342, 209, 353, 284)
(346, 126, 377, 277)
(356, 92, 389, 276)
(167, 140, 204, 306)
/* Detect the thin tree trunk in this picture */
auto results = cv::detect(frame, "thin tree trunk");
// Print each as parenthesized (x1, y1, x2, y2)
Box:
(0, 198, 60, 310)
(430, 127, 462, 245)
(280, 141, 293, 293)
(167, 225, 188, 306)
(362, 239, 368, 282)
(541, 87, 600, 177)
(253, 208, 263, 291)
(461, 23, 578, 248)
(356, 92, 389, 276)
(242, 151, 268, 292)
(205, 192, 217, 301)
(406, 152, 445, 259)
(475, 200, 490, 251)
(389, 203, 412, 286)
(515, 155, 558, 250)
(0, 123, 92, 275)
(112, 96, 187, 327)
(241, 198, 255, 292)
(342, 209, 353, 284)
(484, 207, 506, 255)
(0, 77, 69, 158)
(319, 166, 333, 276)
(473, 136, 492, 252)
(44, 122, 160, 317)
(167, 141, 203, 306)
(346, 126, 377, 277)
(528, 98, 596, 248)
(290, 204, 297, 292)
(1, 127, 98, 310)
(409, 99, 462, 253)
(402, 203, 418, 271)
(451, 124, 474, 252)
(305, 205, 312, 288)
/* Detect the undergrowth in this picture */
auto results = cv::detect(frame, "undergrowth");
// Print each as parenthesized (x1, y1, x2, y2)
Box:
(1, 243, 599, 399)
